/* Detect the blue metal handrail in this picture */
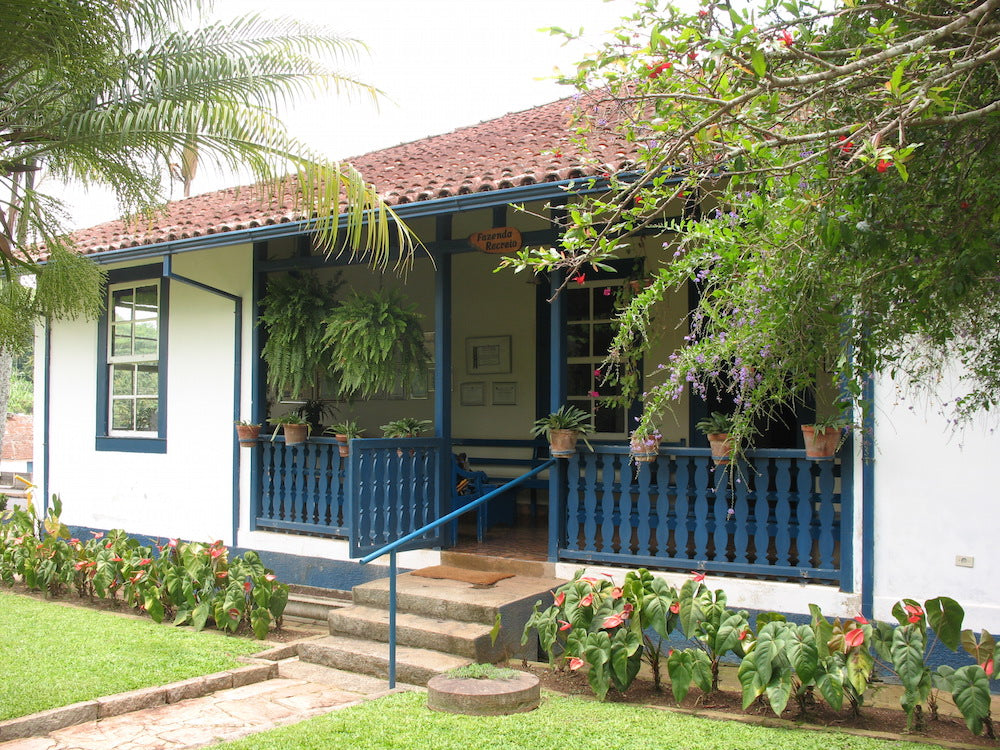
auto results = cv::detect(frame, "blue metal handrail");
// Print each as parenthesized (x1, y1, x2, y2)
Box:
(359, 458, 557, 688)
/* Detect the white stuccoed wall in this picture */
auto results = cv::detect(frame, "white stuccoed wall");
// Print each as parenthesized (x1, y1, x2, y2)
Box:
(872, 371, 1000, 631)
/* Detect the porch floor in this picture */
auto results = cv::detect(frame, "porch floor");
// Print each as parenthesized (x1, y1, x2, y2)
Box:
(451, 522, 547, 561)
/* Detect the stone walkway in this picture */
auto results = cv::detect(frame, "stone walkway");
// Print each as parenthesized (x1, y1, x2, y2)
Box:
(0, 660, 413, 750)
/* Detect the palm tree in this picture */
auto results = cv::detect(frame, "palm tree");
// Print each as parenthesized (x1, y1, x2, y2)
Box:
(0, 0, 413, 446)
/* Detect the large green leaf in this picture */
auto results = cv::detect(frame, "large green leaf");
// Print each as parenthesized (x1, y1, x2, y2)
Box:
(949, 664, 992, 736)
(788, 624, 819, 685)
(924, 596, 964, 651)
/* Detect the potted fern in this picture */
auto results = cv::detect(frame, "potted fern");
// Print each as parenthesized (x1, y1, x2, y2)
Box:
(258, 273, 342, 399)
(531, 405, 593, 458)
(323, 289, 429, 400)
(695, 411, 734, 465)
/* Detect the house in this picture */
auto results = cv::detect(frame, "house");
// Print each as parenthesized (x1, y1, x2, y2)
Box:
(34, 98, 999, 631)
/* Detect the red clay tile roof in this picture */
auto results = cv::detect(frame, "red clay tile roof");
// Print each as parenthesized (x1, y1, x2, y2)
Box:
(70, 97, 636, 255)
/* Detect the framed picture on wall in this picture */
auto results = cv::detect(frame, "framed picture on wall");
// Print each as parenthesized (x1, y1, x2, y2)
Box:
(460, 381, 486, 406)
(466, 335, 511, 375)
(491, 381, 517, 406)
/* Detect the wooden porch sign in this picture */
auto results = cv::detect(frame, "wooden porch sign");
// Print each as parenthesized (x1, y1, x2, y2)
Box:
(468, 227, 522, 254)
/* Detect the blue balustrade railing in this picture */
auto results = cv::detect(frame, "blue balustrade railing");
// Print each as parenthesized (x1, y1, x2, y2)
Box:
(561, 445, 844, 583)
(255, 436, 349, 536)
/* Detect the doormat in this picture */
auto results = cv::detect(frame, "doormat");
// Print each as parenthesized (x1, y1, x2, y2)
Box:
(410, 565, 513, 586)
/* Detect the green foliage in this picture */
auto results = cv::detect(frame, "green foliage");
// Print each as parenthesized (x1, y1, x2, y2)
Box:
(503, 0, 1000, 448)
(259, 274, 342, 398)
(694, 411, 733, 435)
(323, 289, 429, 400)
(0, 499, 287, 639)
(530, 404, 594, 437)
(0, 0, 415, 350)
(380, 417, 432, 438)
(445, 663, 519, 680)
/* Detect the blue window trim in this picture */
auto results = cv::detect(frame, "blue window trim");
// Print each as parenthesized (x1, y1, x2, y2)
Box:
(95, 264, 169, 453)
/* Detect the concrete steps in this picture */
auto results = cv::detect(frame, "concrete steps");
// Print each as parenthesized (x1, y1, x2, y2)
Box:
(296, 557, 565, 686)
(284, 584, 351, 622)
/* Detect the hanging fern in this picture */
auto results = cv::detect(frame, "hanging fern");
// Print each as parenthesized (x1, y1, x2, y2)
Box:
(323, 288, 428, 399)
(259, 273, 342, 398)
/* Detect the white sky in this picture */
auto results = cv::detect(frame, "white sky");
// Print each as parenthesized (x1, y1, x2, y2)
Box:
(58, 0, 633, 230)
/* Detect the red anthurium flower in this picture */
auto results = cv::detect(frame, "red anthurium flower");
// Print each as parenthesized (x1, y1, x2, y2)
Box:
(138, 558, 152, 566)
(573, 273, 586, 285)
(903, 603, 923, 623)
(691, 571, 706, 582)
(854, 614, 869, 624)
(69, 538, 80, 546)
(960, 201, 970, 210)
(105, 541, 114, 549)
(130, 571, 144, 583)
(602, 613, 627, 629)
(610, 587, 623, 599)
(210, 547, 224, 559)
(738, 628, 750, 641)
(670, 601, 681, 614)
(580, 593, 594, 607)
(877, 159, 891, 173)
(780, 29, 794, 47)
(845, 628, 865, 648)
(558, 620, 573, 631)
(622, 603, 634, 616)
(568, 657, 585, 671)
(982, 658, 994, 677)
(244, 581, 252, 593)
(216, 571, 228, 579)
(168, 538, 178, 548)
(264, 574, 276, 582)
(111, 555, 122, 562)
(74, 561, 89, 570)
(90, 531, 104, 539)
(228, 607, 240, 618)
(580, 576, 601, 586)
(553, 591, 565, 607)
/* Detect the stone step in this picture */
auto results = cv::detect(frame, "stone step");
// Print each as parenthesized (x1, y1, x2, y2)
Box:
(284, 584, 351, 622)
(440, 551, 556, 579)
(297, 634, 471, 686)
(351, 571, 563, 627)
(328, 605, 512, 662)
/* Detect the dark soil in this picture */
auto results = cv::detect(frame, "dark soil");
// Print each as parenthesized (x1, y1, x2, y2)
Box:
(523, 663, 998, 749)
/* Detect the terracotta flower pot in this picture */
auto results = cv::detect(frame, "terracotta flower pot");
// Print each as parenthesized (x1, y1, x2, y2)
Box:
(801, 425, 841, 459)
(630, 435, 662, 462)
(548, 429, 579, 459)
(235, 424, 260, 446)
(707, 433, 732, 465)
(282, 423, 308, 446)
(334, 434, 350, 457)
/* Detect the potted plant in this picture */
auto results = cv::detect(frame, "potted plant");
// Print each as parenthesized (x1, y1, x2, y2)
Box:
(267, 413, 310, 446)
(629, 426, 662, 463)
(380, 417, 432, 438)
(234, 420, 261, 446)
(530, 405, 593, 459)
(801, 416, 851, 459)
(325, 420, 364, 457)
(323, 289, 429, 400)
(695, 411, 734, 465)
(258, 273, 342, 399)
(296, 398, 337, 435)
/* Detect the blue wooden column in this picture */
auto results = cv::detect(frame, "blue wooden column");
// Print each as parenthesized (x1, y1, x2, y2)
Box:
(548, 269, 567, 561)
(434, 217, 453, 542)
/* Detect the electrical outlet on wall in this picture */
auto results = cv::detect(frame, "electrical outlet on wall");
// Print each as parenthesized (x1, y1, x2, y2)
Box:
(955, 555, 974, 568)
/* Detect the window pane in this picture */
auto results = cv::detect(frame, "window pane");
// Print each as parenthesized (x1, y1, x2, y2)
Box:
(112, 323, 132, 357)
(112, 365, 134, 396)
(565, 288, 589, 321)
(112, 399, 134, 431)
(136, 365, 158, 395)
(567, 399, 594, 425)
(593, 286, 617, 319)
(135, 399, 158, 431)
(112, 289, 134, 322)
(133, 285, 157, 318)
(133, 320, 158, 356)
(595, 404, 625, 433)
(567, 324, 589, 358)
(567, 363, 591, 396)
(593, 323, 614, 357)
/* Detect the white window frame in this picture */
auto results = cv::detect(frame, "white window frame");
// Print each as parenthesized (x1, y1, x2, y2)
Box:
(107, 281, 160, 437)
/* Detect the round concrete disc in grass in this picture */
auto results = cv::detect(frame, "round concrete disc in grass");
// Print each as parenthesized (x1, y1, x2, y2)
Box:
(426, 671, 540, 715)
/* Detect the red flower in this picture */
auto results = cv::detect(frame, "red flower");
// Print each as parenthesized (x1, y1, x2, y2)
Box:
(264, 574, 276, 582)
(90, 531, 104, 539)
(228, 607, 240, 618)
(558, 620, 573, 631)
(129, 571, 144, 583)
(74, 560, 90, 570)
(854, 614, 869, 624)
(622, 603, 634, 616)
(244, 581, 252, 593)
(960, 201, 970, 210)
(580, 576, 602, 585)
(877, 159, 891, 173)
(903, 603, 923, 623)
(738, 628, 750, 641)
(610, 587, 623, 600)
(837, 136, 854, 153)
(698, 9, 708, 16)
(138, 558, 152, 566)
(216, 571, 228, 579)
(553, 591, 565, 607)
(568, 657, 585, 671)
(845, 628, 865, 648)
(210, 547, 224, 559)
(669, 601, 681, 614)
(573, 273, 586, 285)
(111, 556, 122, 562)
(780, 29, 794, 47)
(688, 50, 698, 61)
(647, 61, 673, 78)
(580, 593, 594, 607)
(602, 613, 627, 629)
(105, 541, 113, 549)
(69, 538, 80, 546)
(168, 538, 178, 548)
(982, 658, 994, 677)
(691, 571, 706, 582)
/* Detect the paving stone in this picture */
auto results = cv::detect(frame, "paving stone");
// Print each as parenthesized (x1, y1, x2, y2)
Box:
(164, 677, 207, 704)
(228, 663, 276, 687)
(97, 686, 166, 719)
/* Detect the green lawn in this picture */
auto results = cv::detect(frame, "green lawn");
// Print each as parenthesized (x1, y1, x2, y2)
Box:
(210, 690, 945, 750)
(0, 591, 263, 720)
